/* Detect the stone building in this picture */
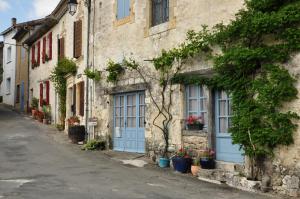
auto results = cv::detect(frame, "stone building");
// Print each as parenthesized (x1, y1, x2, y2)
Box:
(12, 18, 46, 112)
(24, 0, 88, 126)
(87, 0, 300, 197)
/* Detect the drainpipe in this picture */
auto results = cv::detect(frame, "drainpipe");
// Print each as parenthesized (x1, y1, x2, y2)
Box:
(85, 0, 92, 141)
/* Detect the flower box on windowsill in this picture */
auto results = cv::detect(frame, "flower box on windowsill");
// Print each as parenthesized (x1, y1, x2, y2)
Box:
(187, 123, 204, 131)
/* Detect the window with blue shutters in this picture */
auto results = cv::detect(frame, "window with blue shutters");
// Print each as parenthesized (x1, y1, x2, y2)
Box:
(117, 0, 131, 20)
(152, 0, 169, 26)
(186, 85, 208, 128)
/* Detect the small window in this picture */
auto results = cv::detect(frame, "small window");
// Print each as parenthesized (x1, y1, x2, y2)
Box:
(186, 85, 208, 128)
(6, 78, 11, 94)
(151, 0, 169, 27)
(16, 85, 20, 103)
(7, 46, 11, 63)
(117, 0, 130, 20)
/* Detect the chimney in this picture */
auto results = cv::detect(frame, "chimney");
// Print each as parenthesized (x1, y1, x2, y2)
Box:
(11, 18, 17, 26)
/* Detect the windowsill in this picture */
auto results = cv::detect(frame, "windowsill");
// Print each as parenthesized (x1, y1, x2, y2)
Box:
(6, 92, 11, 95)
(6, 61, 11, 64)
(182, 129, 208, 137)
(149, 22, 170, 36)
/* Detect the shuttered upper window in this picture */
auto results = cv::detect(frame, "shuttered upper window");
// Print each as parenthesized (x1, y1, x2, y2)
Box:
(117, 0, 130, 20)
(73, 20, 82, 58)
(58, 37, 65, 60)
(151, 0, 169, 27)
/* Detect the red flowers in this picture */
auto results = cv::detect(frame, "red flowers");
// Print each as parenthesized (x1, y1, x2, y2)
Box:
(186, 115, 204, 125)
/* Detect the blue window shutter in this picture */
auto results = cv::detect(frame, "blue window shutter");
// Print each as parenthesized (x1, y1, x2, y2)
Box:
(124, 0, 130, 17)
(117, 0, 124, 19)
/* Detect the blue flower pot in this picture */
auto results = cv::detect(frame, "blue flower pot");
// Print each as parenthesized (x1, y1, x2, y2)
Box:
(159, 157, 170, 168)
(172, 157, 192, 173)
(200, 158, 215, 169)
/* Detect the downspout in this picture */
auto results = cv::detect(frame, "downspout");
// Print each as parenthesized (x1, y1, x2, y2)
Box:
(85, 0, 92, 141)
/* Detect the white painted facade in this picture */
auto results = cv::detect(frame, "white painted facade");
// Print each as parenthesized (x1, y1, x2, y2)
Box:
(1, 30, 17, 106)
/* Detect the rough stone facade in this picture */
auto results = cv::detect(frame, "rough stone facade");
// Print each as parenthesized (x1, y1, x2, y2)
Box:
(88, 0, 300, 197)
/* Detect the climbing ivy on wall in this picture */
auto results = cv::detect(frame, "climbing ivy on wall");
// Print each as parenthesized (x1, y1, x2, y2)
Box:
(107, 0, 300, 167)
(50, 58, 77, 127)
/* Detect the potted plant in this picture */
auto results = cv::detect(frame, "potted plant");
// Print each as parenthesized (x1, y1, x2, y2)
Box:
(191, 156, 201, 176)
(199, 148, 216, 169)
(42, 105, 51, 124)
(172, 147, 193, 173)
(68, 116, 85, 144)
(31, 97, 39, 117)
(186, 115, 204, 130)
(36, 110, 44, 123)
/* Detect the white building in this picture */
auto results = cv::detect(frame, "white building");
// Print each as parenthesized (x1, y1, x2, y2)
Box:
(0, 18, 18, 106)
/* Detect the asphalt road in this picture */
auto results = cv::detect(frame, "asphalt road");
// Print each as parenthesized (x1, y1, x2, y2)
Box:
(0, 105, 277, 199)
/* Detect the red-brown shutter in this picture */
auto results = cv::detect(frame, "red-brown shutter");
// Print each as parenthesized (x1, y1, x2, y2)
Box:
(42, 37, 46, 63)
(74, 20, 82, 58)
(37, 41, 41, 66)
(79, 82, 84, 116)
(48, 32, 52, 60)
(31, 45, 35, 66)
(46, 81, 50, 105)
(60, 37, 65, 59)
(40, 83, 43, 106)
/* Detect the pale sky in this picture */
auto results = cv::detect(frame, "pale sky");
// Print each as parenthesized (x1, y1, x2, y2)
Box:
(0, 0, 60, 35)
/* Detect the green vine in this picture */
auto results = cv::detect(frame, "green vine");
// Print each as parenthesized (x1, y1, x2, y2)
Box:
(106, 60, 124, 83)
(50, 58, 77, 127)
(84, 68, 101, 82)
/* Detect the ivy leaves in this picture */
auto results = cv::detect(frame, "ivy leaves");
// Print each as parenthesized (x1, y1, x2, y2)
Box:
(50, 58, 77, 125)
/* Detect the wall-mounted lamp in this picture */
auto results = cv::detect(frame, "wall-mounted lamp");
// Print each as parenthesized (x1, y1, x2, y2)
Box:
(68, 0, 78, 16)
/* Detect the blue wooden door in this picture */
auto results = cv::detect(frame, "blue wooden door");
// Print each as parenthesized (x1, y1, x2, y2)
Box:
(20, 81, 25, 112)
(215, 91, 244, 163)
(113, 92, 145, 153)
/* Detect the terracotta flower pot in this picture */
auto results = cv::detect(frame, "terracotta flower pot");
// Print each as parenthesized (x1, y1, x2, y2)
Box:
(191, 165, 200, 176)
(32, 109, 36, 117)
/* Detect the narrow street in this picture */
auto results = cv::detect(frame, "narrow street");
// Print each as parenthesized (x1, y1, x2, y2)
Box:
(0, 105, 276, 199)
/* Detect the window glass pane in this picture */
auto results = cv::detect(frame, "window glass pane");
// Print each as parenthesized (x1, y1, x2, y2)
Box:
(219, 100, 226, 116)
(199, 98, 207, 111)
(189, 99, 197, 112)
(139, 106, 145, 117)
(116, 118, 120, 127)
(127, 107, 132, 116)
(117, 0, 124, 19)
(228, 100, 232, 116)
(115, 96, 120, 106)
(132, 106, 136, 117)
(189, 86, 197, 98)
(219, 118, 227, 133)
(139, 117, 145, 128)
(115, 107, 120, 117)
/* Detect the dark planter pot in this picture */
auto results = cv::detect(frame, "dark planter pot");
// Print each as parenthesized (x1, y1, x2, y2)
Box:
(172, 157, 192, 173)
(187, 123, 204, 130)
(200, 158, 215, 169)
(68, 125, 85, 144)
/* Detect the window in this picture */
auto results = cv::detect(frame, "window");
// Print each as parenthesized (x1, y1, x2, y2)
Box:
(117, 0, 130, 20)
(216, 91, 232, 134)
(16, 85, 20, 103)
(73, 20, 82, 58)
(151, 0, 169, 26)
(6, 78, 11, 94)
(186, 85, 208, 128)
(7, 46, 11, 63)
(58, 37, 65, 60)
